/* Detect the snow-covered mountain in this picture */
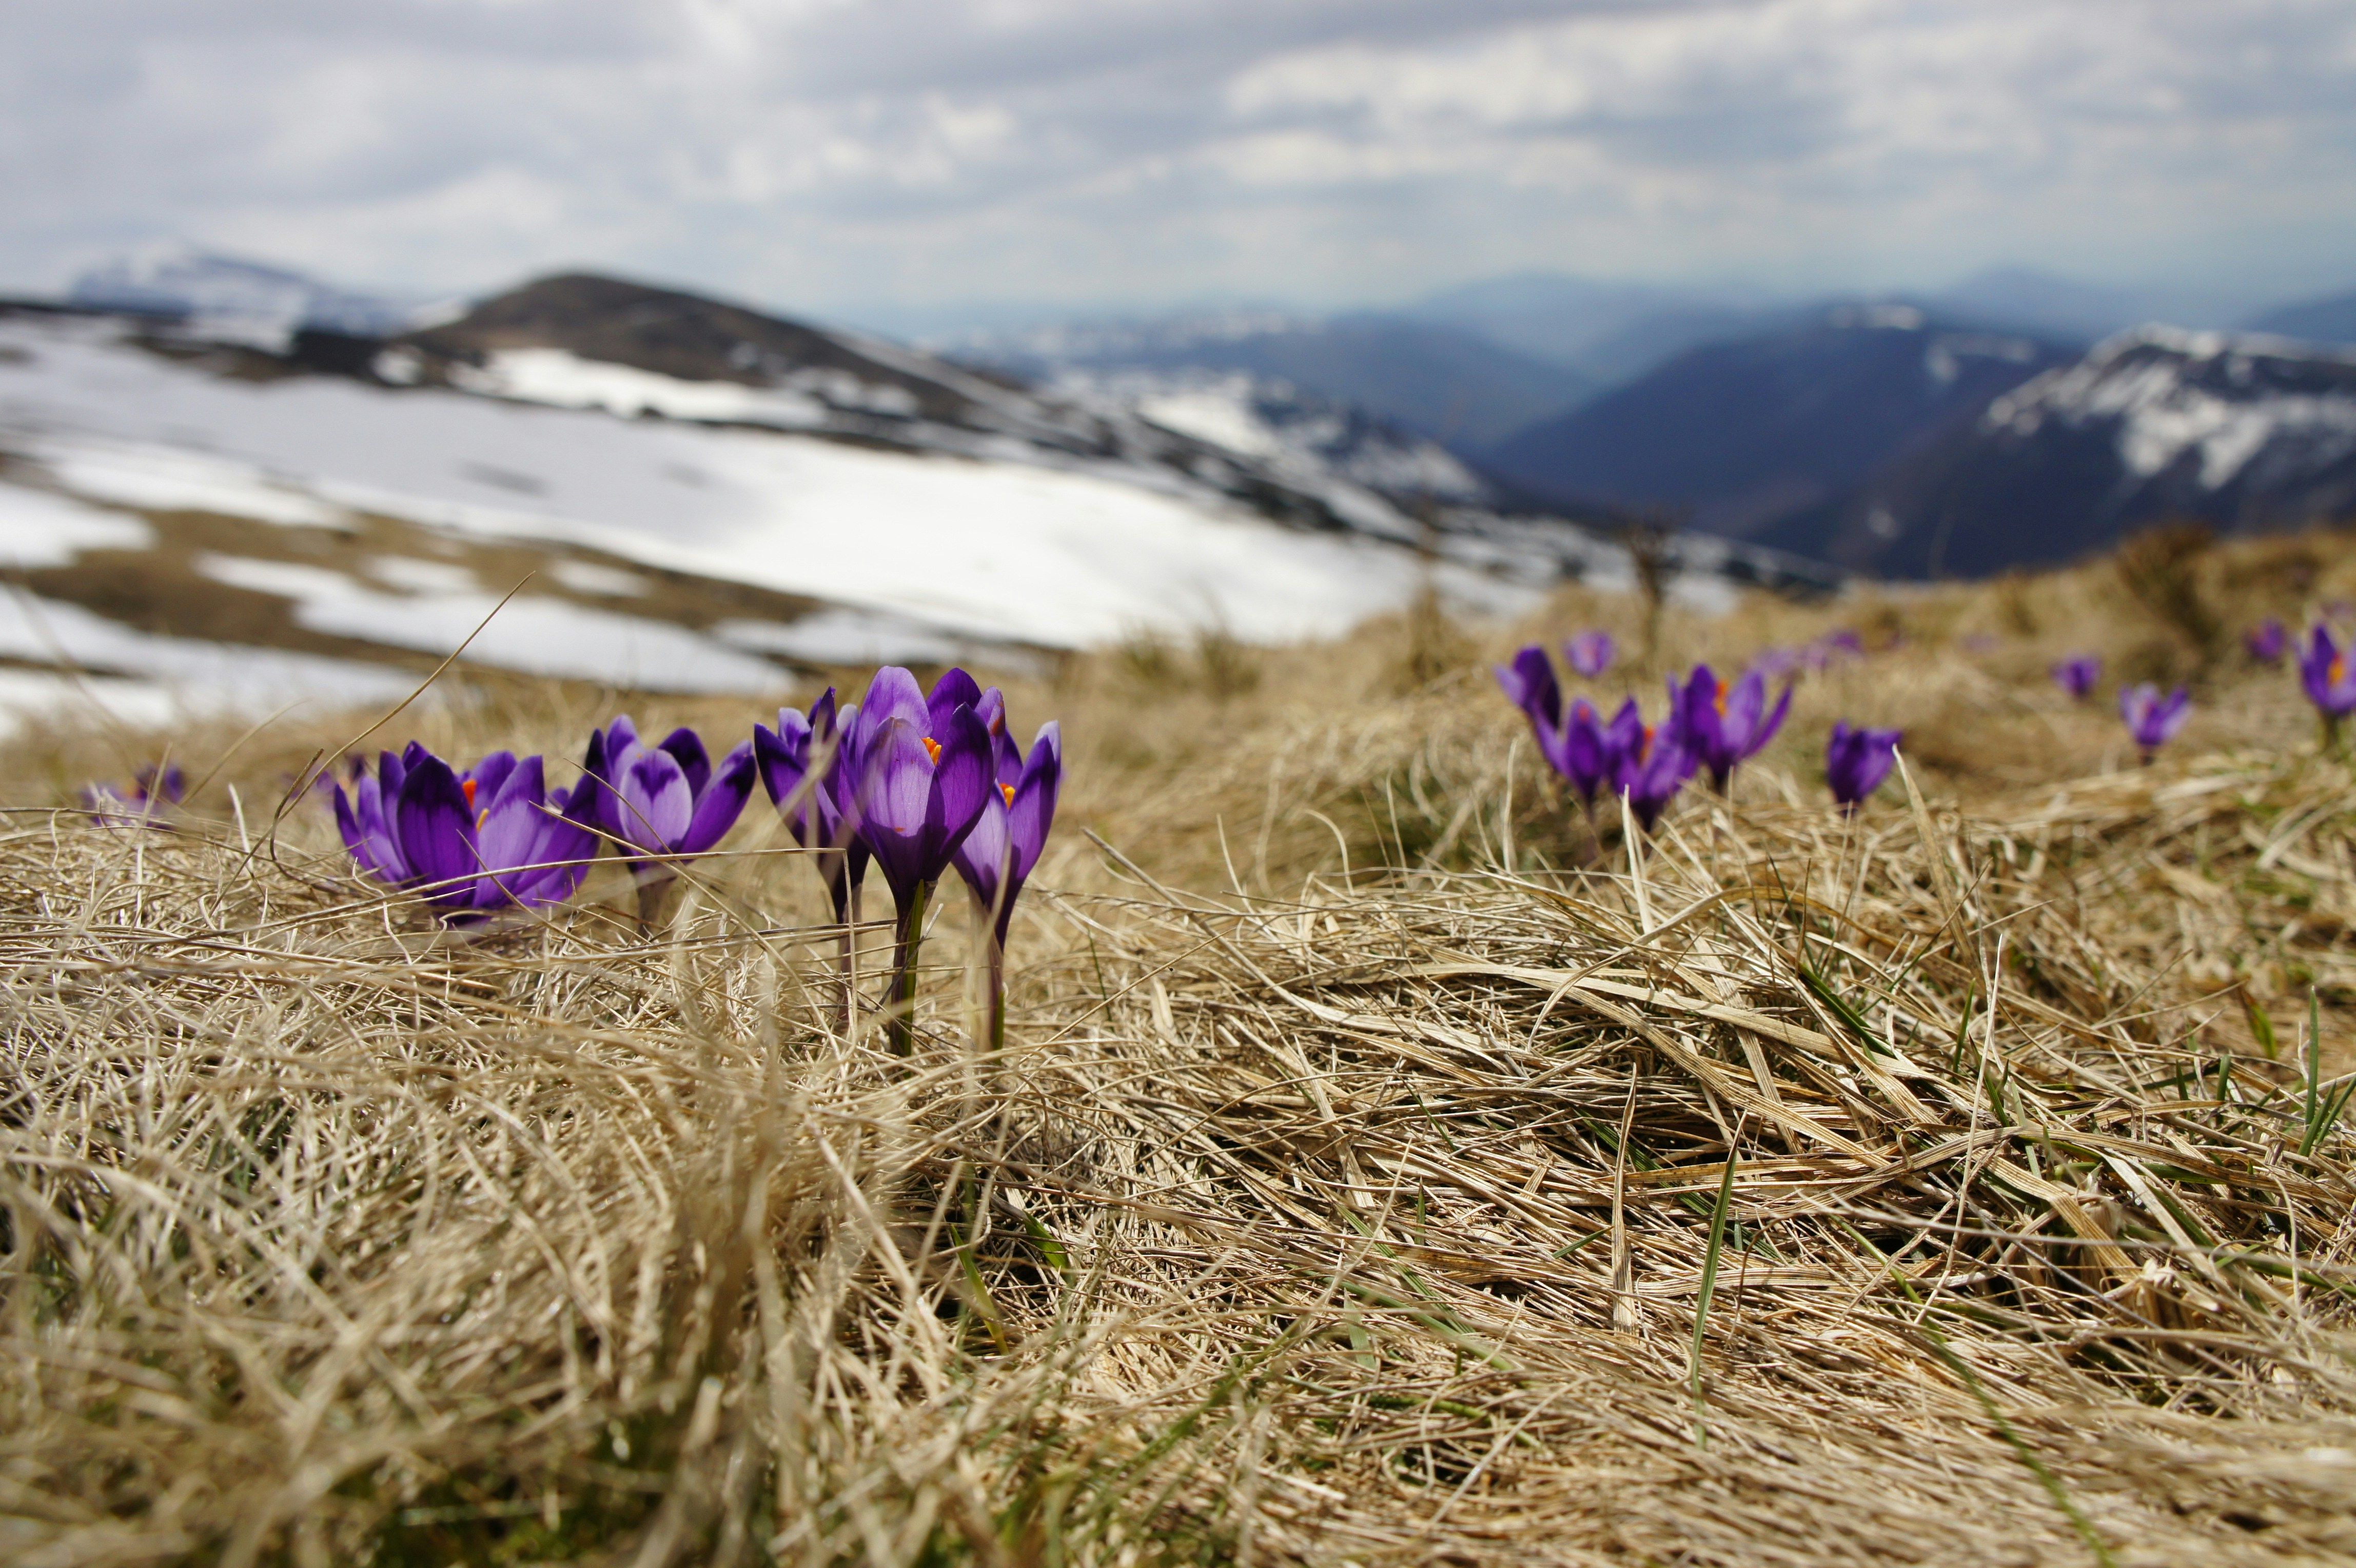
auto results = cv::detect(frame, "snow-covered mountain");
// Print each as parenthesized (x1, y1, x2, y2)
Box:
(66, 245, 427, 347)
(1760, 327, 2356, 576)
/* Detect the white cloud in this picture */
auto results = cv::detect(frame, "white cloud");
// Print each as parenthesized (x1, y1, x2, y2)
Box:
(0, 0, 2351, 316)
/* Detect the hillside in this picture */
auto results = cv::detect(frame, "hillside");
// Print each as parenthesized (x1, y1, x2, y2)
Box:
(1482, 307, 2074, 538)
(5, 525, 2355, 1565)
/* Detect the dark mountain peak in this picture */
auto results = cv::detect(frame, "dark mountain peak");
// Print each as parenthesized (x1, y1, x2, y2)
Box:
(400, 270, 922, 397)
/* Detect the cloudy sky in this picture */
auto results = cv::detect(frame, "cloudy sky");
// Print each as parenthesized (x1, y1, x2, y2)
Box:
(6, 0, 2354, 325)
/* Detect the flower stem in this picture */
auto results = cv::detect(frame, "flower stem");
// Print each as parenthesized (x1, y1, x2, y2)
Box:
(885, 880, 931, 1055)
(634, 872, 675, 936)
(983, 927, 1007, 1056)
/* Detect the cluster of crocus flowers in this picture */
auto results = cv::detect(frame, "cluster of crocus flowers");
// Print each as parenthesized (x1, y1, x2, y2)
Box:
(1497, 644, 1792, 832)
(323, 664, 1062, 1055)
(2051, 655, 2102, 700)
(754, 667, 1061, 1052)
(332, 744, 600, 919)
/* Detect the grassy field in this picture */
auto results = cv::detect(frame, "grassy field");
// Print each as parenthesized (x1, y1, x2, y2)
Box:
(5, 525, 2356, 1566)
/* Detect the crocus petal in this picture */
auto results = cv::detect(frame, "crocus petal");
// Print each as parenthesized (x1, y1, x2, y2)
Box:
(393, 756, 477, 899)
(857, 667, 929, 753)
(953, 790, 1010, 916)
(855, 717, 937, 903)
(473, 756, 552, 906)
(928, 703, 995, 868)
(678, 741, 755, 856)
(658, 727, 712, 798)
(1750, 682, 1793, 756)
(1005, 722, 1062, 884)
(470, 751, 519, 806)
(927, 668, 985, 738)
(618, 750, 693, 853)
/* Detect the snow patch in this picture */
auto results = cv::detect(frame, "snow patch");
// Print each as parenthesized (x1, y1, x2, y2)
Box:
(193, 553, 790, 693)
(449, 348, 830, 429)
(0, 590, 416, 721)
(0, 480, 153, 565)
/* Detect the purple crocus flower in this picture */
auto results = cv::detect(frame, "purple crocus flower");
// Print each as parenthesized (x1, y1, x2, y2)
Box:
(83, 763, 186, 826)
(952, 722, 1062, 944)
(847, 667, 994, 912)
(754, 687, 866, 923)
(1826, 724, 1901, 812)
(2247, 619, 2288, 663)
(1614, 720, 1693, 833)
(2051, 656, 2101, 700)
(2299, 625, 2356, 736)
(1564, 631, 1616, 680)
(1495, 645, 1562, 732)
(1545, 698, 1618, 812)
(846, 667, 994, 1052)
(583, 716, 756, 872)
(2119, 684, 2190, 759)
(952, 716, 1063, 1050)
(331, 742, 598, 919)
(1673, 664, 1792, 792)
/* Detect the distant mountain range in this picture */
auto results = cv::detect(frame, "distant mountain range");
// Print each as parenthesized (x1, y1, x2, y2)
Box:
(949, 311, 1592, 448)
(1478, 306, 2077, 538)
(1760, 328, 2356, 576)
(28, 246, 2356, 601)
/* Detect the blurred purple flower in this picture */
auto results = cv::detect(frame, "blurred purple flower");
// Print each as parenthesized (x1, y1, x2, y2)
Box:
(1964, 633, 1999, 654)
(1614, 720, 1693, 833)
(583, 716, 756, 875)
(2300, 625, 2356, 747)
(83, 763, 185, 827)
(331, 742, 597, 919)
(1673, 664, 1792, 792)
(1564, 631, 1616, 679)
(2052, 655, 2102, 700)
(1826, 724, 1902, 812)
(1753, 646, 1803, 681)
(2119, 684, 2190, 758)
(1545, 697, 1621, 812)
(1495, 645, 1562, 732)
(2246, 619, 2288, 663)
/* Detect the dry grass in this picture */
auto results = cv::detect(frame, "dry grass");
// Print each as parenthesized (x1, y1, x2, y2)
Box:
(6, 527, 2356, 1566)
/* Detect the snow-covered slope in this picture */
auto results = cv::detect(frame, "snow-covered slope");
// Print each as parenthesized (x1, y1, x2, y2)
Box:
(0, 263, 1840, 733)
(1762, 326, 2356, 576)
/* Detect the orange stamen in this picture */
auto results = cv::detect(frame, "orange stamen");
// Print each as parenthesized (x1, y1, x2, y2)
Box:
(2334, 655, 2347, 687)
(1714, 679, 1729, 715)
(922, 736, 942, 765)
(1000, 782, 1016, 807)
(462, 777, 477, 807)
